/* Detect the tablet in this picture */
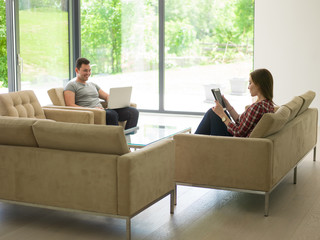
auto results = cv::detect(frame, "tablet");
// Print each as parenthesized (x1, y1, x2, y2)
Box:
(211, 88, 226, 109)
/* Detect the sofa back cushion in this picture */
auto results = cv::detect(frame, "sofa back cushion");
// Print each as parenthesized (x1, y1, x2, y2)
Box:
(0, 90, 46, 119)
(0, 117, 39, 147)
(47, 87, 66, 106)
(297, 90, 316, 115)
(32, 121, 130, 155)
(283, 96, 303, 121)
(249, 106, 290, 138)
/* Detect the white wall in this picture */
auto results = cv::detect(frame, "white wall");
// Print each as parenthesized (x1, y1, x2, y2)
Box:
(254, 0, 320, 112)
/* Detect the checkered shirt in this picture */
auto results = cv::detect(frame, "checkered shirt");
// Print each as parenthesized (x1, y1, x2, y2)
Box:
(227, 99, 274, 137)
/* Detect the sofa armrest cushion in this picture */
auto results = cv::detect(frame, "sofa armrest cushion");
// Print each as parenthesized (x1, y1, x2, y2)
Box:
(0, 117, 48, 147)
(297, 90, 316, 115)
(283, 96, 303, 121)
(43, 105, 106, 125)
(43, 108, 94, 124)
(32, 121, 130, 155)
(249, 106, 290, 138)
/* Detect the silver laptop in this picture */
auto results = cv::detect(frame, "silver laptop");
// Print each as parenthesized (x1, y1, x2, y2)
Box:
(107, 86, 132, 109)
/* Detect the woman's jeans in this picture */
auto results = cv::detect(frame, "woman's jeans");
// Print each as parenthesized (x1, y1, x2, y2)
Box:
(195, 109, 232, 136)
(105, 107, 139, 130)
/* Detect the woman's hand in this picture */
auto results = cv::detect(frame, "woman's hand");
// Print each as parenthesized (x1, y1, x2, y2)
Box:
(222, 95, 232, 111)
(212, 101, 225, 119)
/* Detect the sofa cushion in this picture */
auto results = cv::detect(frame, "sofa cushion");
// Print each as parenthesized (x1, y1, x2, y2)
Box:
(0, 117, 39, 147)
(47, 88, 66, 106)
(32, 121, 130, 155)
(249, 106, 290, 138)
(297, 90, 316, 115)
(283, 96, 303, 121)
(0, 90, 46, 119)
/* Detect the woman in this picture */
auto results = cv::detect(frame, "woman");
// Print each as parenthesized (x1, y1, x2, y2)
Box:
(195, 68, 274, 137)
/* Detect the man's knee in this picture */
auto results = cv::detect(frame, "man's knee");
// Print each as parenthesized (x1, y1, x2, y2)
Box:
(106, 110, 119, 125)
(130, 107, 139, 118)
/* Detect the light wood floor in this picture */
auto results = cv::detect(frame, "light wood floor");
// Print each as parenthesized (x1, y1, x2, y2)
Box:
(1, 123, 319, 239)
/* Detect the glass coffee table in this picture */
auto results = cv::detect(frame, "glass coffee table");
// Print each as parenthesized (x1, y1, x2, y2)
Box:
(125, 124, 191, 149)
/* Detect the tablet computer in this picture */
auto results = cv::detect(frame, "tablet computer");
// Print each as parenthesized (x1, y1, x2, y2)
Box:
(211, 88, 226, 110)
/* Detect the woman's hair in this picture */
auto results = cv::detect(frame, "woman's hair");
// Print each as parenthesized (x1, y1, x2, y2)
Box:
(250, 68, 273, 101)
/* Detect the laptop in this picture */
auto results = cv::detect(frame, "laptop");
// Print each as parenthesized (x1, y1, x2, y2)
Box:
(107, 86, 132, 109)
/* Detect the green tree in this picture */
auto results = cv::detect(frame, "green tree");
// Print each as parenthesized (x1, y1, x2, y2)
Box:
(0, 0, 7, 88)
(81, 0, 122, 74)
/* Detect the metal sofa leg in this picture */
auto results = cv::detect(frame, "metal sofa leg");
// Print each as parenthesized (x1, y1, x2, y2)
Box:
(294, 166, 297, 184)
(174, 184, 177, 205)
(170, 190, 175, 214)
(126, 217, 131, 240)
(314, 146, 317, 162)
(264, 193, 269, 217)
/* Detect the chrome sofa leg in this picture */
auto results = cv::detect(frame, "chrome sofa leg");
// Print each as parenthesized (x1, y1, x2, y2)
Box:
(170, 190, 174, 214)
(174, 184, 177, 205)
(126, 218, 131, 240)
(314, 146, 317, 161)
(264, 193, 269, 217)
(293, 166, 297, 184)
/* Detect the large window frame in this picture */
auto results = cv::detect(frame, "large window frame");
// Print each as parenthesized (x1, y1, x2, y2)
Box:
(6, 0, 253, 116)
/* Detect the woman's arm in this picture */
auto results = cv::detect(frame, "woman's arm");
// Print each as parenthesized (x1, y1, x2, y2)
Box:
(222, 96, 239, 122)
(227, 104, 264, 137)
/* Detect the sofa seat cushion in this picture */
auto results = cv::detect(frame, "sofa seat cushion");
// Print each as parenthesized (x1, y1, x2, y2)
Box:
(283, 96, 303, 121)
(249, 106, 291, 138)
(0, 117, 40, 147)
(32, 121, 130, 155)
(297, 90, 316, 115)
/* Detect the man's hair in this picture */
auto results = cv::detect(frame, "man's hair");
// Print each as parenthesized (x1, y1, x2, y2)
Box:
(250, 68, 274, 101)
(76, 57, 90, 70)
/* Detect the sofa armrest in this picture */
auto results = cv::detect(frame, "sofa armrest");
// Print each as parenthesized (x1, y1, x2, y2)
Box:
(117, 139, 174, 216)
(42, 108, 94, 124)
(174, 134, 274, 192)
(43, 105, 106, 124)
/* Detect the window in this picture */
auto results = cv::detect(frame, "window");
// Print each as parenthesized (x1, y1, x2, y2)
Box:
(19, 0, 69, 104)
(6, 0, 254, 112)
(81, 0, 159, 110)
(164, 0, 254, 113)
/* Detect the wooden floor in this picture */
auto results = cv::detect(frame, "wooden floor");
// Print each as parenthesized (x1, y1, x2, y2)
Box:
(0, 142, 319, 239)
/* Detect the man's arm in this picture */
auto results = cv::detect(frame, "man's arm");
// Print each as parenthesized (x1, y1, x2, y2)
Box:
(64, 90, 81, 107)
(98, 89, 109, 102)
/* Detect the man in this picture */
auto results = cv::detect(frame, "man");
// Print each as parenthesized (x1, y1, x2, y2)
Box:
(64, 57, 139, 129)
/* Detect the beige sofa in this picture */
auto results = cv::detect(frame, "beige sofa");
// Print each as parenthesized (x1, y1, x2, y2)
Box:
(174, 91, 318, 216)
(0, 90, 95, 124)
(47, 87, 137, 127)
(0, 117, 175, 240)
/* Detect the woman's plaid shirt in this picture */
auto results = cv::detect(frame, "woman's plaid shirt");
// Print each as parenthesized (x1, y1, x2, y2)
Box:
(227, 99, 274, 137)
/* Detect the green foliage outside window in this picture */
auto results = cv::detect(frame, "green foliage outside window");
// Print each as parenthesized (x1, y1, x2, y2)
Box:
(0, 0, 7, 88)
(0, 0, 254, 86)
(81, 0, 254, 75)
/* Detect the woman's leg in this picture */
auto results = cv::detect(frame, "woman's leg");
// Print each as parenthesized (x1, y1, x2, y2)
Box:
(195, 109, 232, 136)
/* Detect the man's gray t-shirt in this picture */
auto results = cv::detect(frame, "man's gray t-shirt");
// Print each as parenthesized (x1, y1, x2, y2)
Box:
(64, 80, 103, 108)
